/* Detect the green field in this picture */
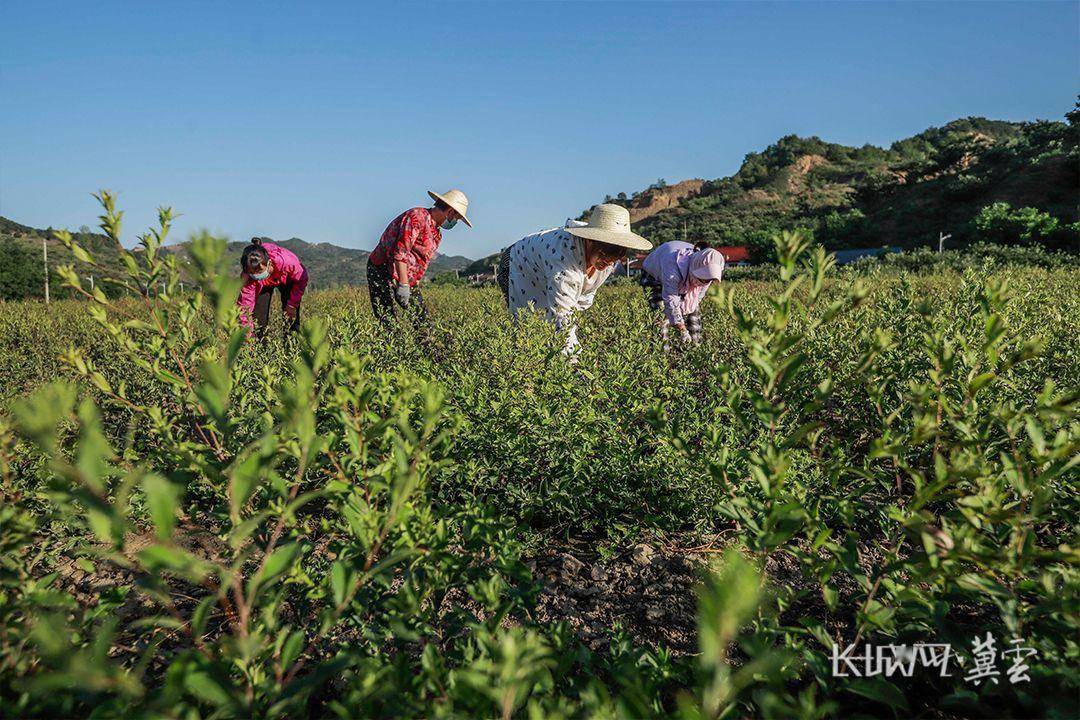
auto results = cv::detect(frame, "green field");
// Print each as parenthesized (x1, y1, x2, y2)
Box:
(1, 212, 1077, 718)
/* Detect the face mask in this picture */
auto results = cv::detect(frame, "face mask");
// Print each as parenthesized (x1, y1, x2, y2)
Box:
(250, 268, 270, 280)
(441, 218, 458, 230)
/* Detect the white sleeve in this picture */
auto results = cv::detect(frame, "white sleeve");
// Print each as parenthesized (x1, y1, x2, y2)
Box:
(548, 264, 584, 330)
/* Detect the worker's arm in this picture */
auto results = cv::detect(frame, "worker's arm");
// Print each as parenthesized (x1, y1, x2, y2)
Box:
(394, 260, 410, 287)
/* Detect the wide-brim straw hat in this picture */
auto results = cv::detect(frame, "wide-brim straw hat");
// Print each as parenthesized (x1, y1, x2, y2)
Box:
(427, 189, 473, 228)
(564, 203, 652, 251)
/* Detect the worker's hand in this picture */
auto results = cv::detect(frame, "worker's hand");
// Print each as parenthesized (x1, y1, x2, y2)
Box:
(677, 323, 692, 344)
(394, 283, 411, 307)
(284, 304, 298, 322)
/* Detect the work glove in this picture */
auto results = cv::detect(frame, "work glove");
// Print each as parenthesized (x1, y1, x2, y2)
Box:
(394, 283, 411, 307)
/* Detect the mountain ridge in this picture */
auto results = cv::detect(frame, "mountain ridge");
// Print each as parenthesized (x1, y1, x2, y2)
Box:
(595, 109, 1078, 256)
(0, 220, 473, 291)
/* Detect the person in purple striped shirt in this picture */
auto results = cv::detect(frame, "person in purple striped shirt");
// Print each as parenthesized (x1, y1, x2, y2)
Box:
(639, 241, 725, 349)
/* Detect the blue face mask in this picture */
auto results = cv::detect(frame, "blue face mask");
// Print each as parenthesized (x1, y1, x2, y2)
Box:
(441, 218, 458, 230)
(250, 268, 270, 280)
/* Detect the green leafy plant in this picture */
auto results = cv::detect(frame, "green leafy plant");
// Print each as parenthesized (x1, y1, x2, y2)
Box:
(0, 196, 1076, 718)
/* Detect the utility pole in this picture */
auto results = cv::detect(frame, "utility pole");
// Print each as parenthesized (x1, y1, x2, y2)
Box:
(682, 221, 687, 243)
(938, 231, 952, 253)
(42, 237, 50, 305)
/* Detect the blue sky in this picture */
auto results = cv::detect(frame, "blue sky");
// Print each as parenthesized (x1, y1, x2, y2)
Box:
(1, 1, 1076, 259)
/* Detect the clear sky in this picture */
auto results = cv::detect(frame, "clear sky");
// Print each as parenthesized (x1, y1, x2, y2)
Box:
(1, 1, 1076, 258)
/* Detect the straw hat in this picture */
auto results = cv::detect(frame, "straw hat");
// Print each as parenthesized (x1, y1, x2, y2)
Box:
(564, 204, 652, 251)
(427, 189, 472, 228)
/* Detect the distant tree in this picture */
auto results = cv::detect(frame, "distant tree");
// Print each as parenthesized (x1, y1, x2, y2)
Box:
(1065, 96, 1080, 153)
(971, 202, 1068, 248)
(737, 152, 772, 188)
(0, 238, 46, 300)
(819, 209, 869, 248)
(943, 173, 989, 201)
(616, 192, 627, 201)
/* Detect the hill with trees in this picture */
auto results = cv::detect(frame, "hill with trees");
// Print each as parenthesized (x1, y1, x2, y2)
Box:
(0, 219, 473, 300)
(0, 219, 133, 301)
(5, 103, 1076, 300)
(598, 103, 1079, 258)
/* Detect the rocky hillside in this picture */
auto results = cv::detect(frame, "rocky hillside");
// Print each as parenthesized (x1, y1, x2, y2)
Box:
(622, 179, 706, 223)
(600, 106, 1079, 257)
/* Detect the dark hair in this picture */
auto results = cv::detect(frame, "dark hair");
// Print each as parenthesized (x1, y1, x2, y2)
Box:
(240, 237, 270, 272)
(592, 240, 626, 258)
(433, 199, 452, 213)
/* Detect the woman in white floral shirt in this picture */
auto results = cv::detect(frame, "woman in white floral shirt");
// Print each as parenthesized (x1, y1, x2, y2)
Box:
(497, 204, 652, 356)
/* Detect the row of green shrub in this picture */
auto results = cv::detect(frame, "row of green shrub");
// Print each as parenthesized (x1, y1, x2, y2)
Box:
(0, 195, 1076, 717)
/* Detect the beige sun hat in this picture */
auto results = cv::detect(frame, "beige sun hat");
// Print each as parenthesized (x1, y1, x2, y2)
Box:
(564, 203, 652, 251)
(427, 189, 472, 228)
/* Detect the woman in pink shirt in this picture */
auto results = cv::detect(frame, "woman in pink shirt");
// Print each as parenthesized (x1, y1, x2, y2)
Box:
(236, 238, 309, 336)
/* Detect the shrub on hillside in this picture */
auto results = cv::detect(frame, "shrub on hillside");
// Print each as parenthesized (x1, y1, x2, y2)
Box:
(972, 202, 1077, 250)
(0, 239, 46, 301)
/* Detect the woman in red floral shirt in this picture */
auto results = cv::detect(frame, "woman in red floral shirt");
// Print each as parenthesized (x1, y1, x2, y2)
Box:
(367, 188, 471, 331)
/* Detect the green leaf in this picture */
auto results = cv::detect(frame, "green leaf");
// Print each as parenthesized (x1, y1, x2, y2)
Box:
(698, 551, 760, 669)
(229, 453, 266, 519)
(227, 510, 271, 549)
(191, 595, 216, 638)
(70, 242, 94, 264)
(185, 668, 236, 708)
(822, 585, 839, 612)
(280, 629, 306, 669)
(30, 614, 70, 659)
(968, 371, 996, 393)
(138, 544, 207, 582)
(228, 436, 278, 521)
(142, 473, 180, 541)
(11, 382, 77, 459)
(195, 360, 232, 434)
(226, 328, 247, 367)
(330, 560, 349, 606)
(263, 543, 299, 582)
(247, 542, 301, 600)
(74, 399, 113, 493)
(846, 677, 909, 713)
(955, 573, 1009, 598)
(1024, 416, 1046, 454)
